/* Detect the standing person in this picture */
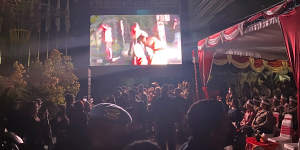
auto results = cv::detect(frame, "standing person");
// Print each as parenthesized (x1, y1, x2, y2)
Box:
(68, 101, 88, 150)
(21, 101, 44, 150)
(65, 93, 75, 119)
(180, 100, 232, 150)
(128, 23, 147, 62)
(98, 24, 113, 63)
(132, 35, 148, 65)
(86, 103, 133, 150)
(52, 105, 70, 150)
(151, 86, 179, 150)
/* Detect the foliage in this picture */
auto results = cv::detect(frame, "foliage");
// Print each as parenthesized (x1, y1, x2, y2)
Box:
(209, 65, 295, 98)
(6, 61, 28, 100)
(0, 49, 80, 105)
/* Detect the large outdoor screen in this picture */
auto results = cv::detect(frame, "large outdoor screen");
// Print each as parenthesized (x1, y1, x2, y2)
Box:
(90, 15, 181, 66)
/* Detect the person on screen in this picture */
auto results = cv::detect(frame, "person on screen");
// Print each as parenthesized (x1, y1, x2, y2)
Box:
(98, 24, 113, 63)
(138, 34, 166, 65)
(132, 34, 148, 65)
(128, 23, 148, 57)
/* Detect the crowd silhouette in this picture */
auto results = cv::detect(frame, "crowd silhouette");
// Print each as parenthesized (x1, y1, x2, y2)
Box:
(0, 81, 298, 150)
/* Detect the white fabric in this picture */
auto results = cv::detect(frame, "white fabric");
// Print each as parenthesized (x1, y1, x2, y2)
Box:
(283, 143, 298, 150)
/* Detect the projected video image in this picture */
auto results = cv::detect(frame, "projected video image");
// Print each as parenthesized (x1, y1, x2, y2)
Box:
(90, 15, 181, 66)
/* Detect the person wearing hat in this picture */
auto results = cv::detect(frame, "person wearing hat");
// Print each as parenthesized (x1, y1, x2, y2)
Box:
(251, 99, 275, 134)
(86, 103, 133, 150)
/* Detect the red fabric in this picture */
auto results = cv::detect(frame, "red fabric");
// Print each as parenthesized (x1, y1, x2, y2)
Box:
(246, 137, 279, 150)
(198, 50, 215, 98)
(223, 24, 239, 35)
(198, 39, 206, 48)
(281, 125, 293, 135)
(254, 59, 264, 68)
(247, 13, 263, 22)
(207, 32, 221, 47)
(279, 6, 300, 135)
(267, 60, 283, 67)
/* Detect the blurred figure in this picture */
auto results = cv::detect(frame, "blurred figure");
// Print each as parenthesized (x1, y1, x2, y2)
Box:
(98, 24, 113, 63)
(128, 23, 148, 59)
(151, 86, 180, 150)
(251, 99, 275, 135)
(132, 35, 148, 65)
(240, 100, 257, 138)
(284, 96, 297, 131)
(271, 96, 280, 112)
(64, 92, 75, 119)
(87, 103, 133, 150)
(180, 100, 232, 150)
(228, 99, 243, 128)
(240, 100, 256, 127)
(52, 105, 70, 150)
(20, 101, 44, 149)
(123, 140, 161, 150)
(68, 101, 88, 150)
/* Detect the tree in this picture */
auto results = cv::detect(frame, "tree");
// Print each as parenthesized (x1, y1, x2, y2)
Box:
(6, 61, 28, 100)
(32, 49, 80, 104)
(0, 49, 80, 106)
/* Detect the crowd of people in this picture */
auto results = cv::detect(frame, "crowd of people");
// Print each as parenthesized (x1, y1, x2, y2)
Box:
(0, 80, 298, 150)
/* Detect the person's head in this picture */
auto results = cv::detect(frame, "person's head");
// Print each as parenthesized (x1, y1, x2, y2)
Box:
(73, 101, 84, 112)
(289, 96, 297, 106)
(123, 140, 161, 150)
(187, 100, 231, 149)
(137, 34, 147, 44)
(154, 87, 161, 97)
(260, 99, 271, 110)
(230, 99, 239, 108)
(34, 98, 43, 110)
(216, 96, 222, 102)
(174, 88, 182, 97)
(87, 103, 132, 150)
(161, 85, 169, 97)
(272, 97, 280, 107)
(245, 100, 253, 110)
(280, 96, 286, 105)
(65, 93, 75, 106)
(253, 98, 260, 106)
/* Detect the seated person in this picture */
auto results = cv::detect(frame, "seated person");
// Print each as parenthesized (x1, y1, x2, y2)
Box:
(284, 96, 297, 132)
(228, 99, 243, 128)
(180, 100, 232, 150)
(271, 96, 280, 112)
(240, 100, 256, 127)
(251, 99, 275, 134)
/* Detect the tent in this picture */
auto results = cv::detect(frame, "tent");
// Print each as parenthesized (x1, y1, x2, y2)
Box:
(194, 1, 300, 133)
